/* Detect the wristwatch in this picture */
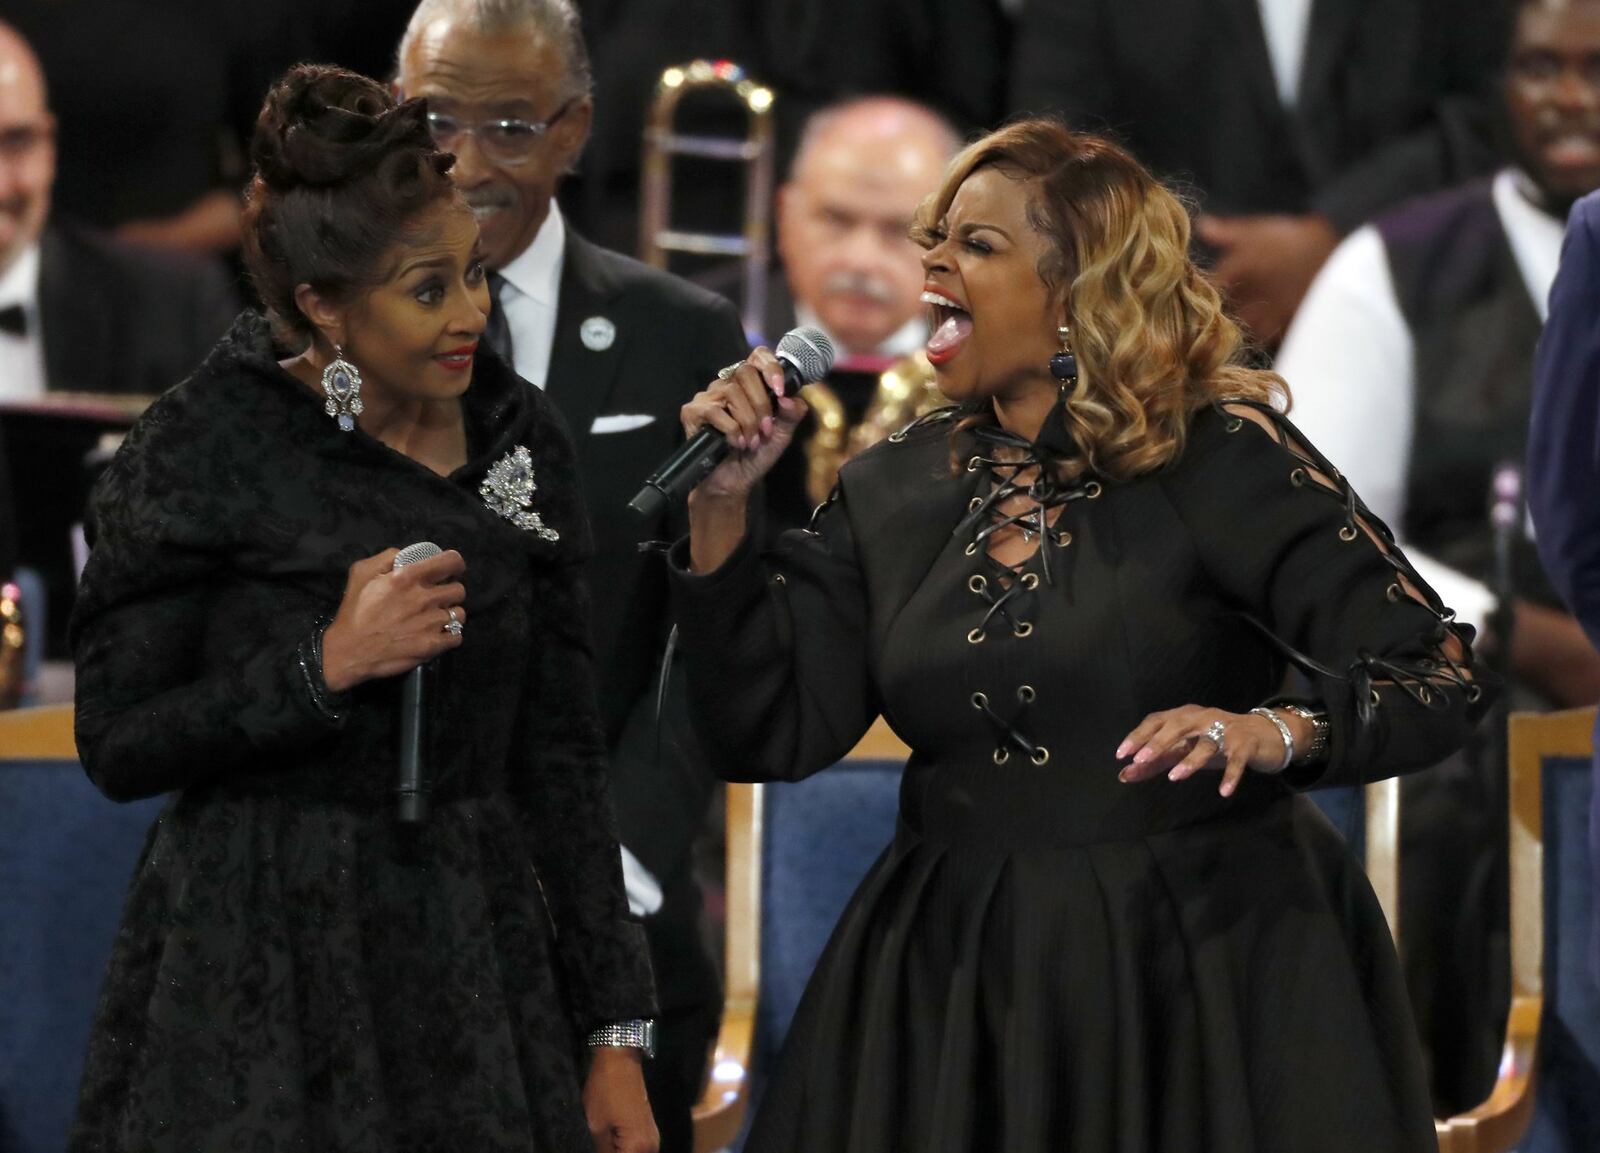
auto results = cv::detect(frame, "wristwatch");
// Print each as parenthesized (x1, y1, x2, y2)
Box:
(587, 1018, 657, 1059)
(1282, 704, 1331, 764)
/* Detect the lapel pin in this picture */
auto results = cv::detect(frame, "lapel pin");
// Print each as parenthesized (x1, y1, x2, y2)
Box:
(580, 316, 616, 351)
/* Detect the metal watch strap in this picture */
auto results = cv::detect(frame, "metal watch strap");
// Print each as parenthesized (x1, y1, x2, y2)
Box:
(1282, 704, 1331, 763)
(587, 1018, 656, 1058)
(1249, 707, 1294, 773)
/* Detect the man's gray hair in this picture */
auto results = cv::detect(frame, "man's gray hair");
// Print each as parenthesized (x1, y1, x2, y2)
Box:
(398, 0, 593, 98)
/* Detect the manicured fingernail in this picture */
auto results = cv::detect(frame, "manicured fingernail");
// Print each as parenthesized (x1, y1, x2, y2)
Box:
(1118, 768, 1133, 782)
(1115, 741, 1130, 758)
(771, 374, 786, 397)
(761, 416, 774, 436)
(1134, 747, 1153, 764)
(1220, 780, 1235, 797)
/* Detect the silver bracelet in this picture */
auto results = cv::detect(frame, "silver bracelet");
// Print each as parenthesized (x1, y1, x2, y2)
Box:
(1282, 704, 1331, 763)
(587, 1018, 656, 1058)
(1249, 707, 1294, 773)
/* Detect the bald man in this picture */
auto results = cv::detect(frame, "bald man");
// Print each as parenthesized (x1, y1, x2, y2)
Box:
(772, 97, 960, 359)
(0, 21, 236, 656)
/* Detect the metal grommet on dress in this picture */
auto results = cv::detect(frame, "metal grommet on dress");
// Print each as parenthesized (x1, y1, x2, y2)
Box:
(1030, 747, 1050, 766)
(969, 574, 988, 594)
(1339, 524, 1359, 542)
(993, 747, 1011, 765)
(967, 627, 986, 645)
(1013, 621, 1034, 638)
(971, 691, 988, 708)
(1016, 684, 1036, 703)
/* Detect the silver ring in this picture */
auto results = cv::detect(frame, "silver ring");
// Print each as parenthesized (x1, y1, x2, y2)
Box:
(1202, 719, 1227, 756)
(717, 361, 745, 381)
(444, 607, 463, 637)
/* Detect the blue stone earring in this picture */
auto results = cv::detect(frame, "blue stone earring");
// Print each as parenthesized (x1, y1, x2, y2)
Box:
(321, 344, 364, 431)
(1049, 325, 1077, 385)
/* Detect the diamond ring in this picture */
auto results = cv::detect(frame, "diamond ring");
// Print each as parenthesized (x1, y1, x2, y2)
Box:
(1202, 719, 1227, 756)
(444, 607, 463, 637)
(716, 361, 745, 381)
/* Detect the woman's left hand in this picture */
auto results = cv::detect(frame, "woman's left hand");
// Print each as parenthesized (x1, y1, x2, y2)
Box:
(582, 1048, 659, 1153)
(1115, 706, 1289, 797)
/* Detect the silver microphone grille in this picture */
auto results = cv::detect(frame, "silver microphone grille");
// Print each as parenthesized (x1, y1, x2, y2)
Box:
(393, 541, 443, 569)
(775, 326, 837, 384)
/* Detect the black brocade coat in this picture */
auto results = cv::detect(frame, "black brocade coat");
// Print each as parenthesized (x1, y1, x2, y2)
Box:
(669, 403, 1494, 1153)
(67, 313, 655, 1153)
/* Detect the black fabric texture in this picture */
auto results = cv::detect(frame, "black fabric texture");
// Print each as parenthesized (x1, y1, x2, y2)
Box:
(67, 312, 655, 1152)
(669, 403, 1495, 1152)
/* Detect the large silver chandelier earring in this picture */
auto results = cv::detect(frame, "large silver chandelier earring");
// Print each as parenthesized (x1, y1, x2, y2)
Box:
(321, 344, 364, 431)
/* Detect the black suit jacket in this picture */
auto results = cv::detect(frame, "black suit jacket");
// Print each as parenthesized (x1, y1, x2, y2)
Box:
(533, 229, 748, 1009)
(1010, 0, 1512, 231)
(3, 221, 239, 652)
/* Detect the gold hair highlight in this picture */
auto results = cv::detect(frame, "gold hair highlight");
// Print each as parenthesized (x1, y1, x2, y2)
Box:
(918, 120, 1288, 483)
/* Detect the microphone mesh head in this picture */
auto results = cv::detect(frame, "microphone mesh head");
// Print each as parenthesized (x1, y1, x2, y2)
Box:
(393, 541, 442, 569)
(776, 327, 836, 384)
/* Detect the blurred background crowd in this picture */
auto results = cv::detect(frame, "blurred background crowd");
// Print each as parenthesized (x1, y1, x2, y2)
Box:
(2, 0, 1599, 1146)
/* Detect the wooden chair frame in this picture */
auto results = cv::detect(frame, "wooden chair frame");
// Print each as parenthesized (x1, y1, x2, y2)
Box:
(0, 702, 75, 758)
(1365, 708, 1592, 1152)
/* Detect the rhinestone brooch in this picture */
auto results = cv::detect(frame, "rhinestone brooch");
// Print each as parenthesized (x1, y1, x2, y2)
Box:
(480, 445, 560, 542)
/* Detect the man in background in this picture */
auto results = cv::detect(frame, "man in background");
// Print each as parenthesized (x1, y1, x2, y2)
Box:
(768, 96, 959, 360)
(397, 4, 749, 1148)
(0, 20, 236, 662)
(1279, 0, 1600, 1111)
(1011, 0, 1513, 346)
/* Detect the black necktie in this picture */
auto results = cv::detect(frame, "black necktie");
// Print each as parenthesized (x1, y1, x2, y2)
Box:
(483, 274, 513, 364)
(0, 303, 25, 338)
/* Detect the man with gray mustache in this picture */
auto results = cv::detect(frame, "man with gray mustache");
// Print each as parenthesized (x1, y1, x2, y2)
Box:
(396, 3, 748, 1150)
(771, 96, 959, 361)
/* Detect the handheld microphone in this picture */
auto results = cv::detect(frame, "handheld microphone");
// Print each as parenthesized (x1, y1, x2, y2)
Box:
(393, 540, 442, 824)
(628, 326, 836, 519)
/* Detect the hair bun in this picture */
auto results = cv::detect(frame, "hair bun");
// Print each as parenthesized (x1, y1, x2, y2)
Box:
(251, 64, 437, 191)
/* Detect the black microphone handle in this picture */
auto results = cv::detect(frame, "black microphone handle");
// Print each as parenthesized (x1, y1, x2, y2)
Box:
(397, 661, 432, 824)
(628, 357, 808, 519)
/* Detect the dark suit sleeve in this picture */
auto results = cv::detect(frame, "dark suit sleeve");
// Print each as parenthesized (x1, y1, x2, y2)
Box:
(1529, 195, 1600, 649)
(668, 493, 881, 784)
(515, 557, 658, 1030)
(1008, 0, 1116, 127)
(1310, 1, 1508, 233)
(604, 289, 748, 881)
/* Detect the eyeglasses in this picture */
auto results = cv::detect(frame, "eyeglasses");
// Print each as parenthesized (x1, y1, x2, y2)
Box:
(424, 97, 579, 166)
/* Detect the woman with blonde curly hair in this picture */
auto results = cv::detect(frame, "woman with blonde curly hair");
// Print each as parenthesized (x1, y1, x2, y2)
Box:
(668, 119, 1491, 1151)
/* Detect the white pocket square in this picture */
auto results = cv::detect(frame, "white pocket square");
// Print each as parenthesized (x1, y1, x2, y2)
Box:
(589, 413, 656, 434)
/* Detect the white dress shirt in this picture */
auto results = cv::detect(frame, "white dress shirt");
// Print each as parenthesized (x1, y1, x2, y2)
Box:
(496, 201, 567, 391)
(1276, 169, 1566, 629)
(0, 243, 48, 402)
(1257, 0, 1314, 107)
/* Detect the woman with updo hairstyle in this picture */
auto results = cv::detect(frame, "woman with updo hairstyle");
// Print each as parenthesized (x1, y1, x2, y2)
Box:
(669, 119, 1496, 1151)
(69, 64, 659, 1153)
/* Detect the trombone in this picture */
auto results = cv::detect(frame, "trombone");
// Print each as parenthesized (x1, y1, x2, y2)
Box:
(638, 60, 775, 342)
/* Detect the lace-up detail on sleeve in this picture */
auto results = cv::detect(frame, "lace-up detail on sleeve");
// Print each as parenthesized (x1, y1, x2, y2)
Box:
(1161, 400, 1496, 788)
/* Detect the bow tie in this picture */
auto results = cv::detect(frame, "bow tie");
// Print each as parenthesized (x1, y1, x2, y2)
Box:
(0, 303, 26, 338)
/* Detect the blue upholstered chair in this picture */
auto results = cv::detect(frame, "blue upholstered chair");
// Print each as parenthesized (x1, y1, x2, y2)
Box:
(695, 721, 906, 1153)
(0, 705, 163, 1153)
(1506, 707, 1600, 1153)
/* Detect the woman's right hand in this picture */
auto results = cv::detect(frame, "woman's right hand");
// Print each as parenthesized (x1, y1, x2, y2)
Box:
(319, 548, 467, 693)
(680, 347, 809, 502)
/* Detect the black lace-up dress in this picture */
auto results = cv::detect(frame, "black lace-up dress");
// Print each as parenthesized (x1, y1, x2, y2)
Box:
(669, 401, 1492, 1153)
(68, 313, 655, 1153)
